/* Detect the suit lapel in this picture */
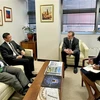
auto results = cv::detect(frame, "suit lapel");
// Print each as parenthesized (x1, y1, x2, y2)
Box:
(71, 37, 75, 46)
(4, 42, 12, 51)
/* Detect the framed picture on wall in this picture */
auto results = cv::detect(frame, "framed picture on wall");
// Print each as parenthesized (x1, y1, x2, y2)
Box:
(40, 4, 54, 22)
(3, 7, 12, 22)
(0, 10, 3, 26)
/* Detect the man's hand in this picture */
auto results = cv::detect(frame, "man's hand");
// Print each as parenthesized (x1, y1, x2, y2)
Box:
(87, 59, 93, 65)
(92, 64, 100, 70)
(64, 49, 73, 55)
(16, 55, 23, 59)
(68, 49, 74, 55)
(21, 50, 25, 55)
(64, 49, 69, 54)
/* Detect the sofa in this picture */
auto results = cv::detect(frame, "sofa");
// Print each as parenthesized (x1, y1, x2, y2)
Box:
(0, 49, 33, 100)
(59, 40, 89, 66)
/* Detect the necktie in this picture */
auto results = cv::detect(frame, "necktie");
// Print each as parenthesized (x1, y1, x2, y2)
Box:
(9, 42, 19, 56)
(69, 40, 72, 49)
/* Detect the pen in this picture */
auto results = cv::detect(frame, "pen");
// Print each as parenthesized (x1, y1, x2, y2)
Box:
(47, 94, 58, 99)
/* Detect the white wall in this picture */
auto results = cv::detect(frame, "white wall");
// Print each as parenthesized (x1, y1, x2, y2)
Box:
(36, 0, 61, 60)
(0, 0, 28, 44)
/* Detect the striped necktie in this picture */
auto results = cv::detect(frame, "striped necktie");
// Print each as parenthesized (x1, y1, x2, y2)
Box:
(69, 40, 72, 49)
(9, 42, 19, 56)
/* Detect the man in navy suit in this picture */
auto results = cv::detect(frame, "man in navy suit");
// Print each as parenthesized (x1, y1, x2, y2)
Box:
(0, 33, 36, 81)
(61, 31, 80, 73)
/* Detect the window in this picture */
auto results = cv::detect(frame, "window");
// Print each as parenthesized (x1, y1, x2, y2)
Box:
(62, 0, 97, 33)
(28, 0, 36, 27)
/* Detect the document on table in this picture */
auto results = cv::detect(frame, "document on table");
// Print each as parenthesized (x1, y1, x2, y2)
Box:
(46, 88, 59, 100)
(83, 65, 100, 73)
(48, 61, 63, 67)
(37, 87, 59, 100)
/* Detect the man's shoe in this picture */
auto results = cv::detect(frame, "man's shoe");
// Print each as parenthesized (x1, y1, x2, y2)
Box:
(31, 74, 37, 77)
(21, 88, 28, 96)
(29, 78, 34, 83)
(33, 74, 37, 77)
(73, 67, 78, 74)
(64, 64, 67, 70)
(64, 66, 67, 70)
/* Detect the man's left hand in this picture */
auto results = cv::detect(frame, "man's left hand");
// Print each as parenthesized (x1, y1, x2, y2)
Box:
(21, 50, 25, 55)
(68, 49, 74, 55)
(92, 64, 100, 70)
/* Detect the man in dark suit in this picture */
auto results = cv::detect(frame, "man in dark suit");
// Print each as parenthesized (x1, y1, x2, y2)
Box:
(61, 31, 80, 73)
(0, 58, 29, 95)
(0, 33, 36, 81)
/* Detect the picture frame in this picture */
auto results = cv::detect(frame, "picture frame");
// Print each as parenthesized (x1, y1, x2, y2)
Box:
(40, 4, 54, 22)
(0, 10, 3, 26)
(3, 7, 12, 22)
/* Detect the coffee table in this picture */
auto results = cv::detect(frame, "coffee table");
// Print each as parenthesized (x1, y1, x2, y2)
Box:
(23, 61, 64, 100)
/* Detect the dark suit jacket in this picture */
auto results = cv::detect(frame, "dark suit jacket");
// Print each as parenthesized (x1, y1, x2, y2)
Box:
(62, 37, 80, 54)
(0, 40, 24, 61)
(93, 51, 100, 64)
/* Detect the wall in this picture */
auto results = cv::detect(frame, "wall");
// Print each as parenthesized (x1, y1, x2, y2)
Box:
(0, 0, 28, 44)
(35, 0, 61, 60)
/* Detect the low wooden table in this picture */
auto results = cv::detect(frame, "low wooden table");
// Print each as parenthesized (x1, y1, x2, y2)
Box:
(23, 61, 64, 100)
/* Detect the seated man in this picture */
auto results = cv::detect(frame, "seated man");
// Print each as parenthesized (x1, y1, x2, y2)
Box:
(0, 59, 30, 96)
(81, 52, 100, 100)
(0, 33, 36, 81)
(61, 31, 80, 73)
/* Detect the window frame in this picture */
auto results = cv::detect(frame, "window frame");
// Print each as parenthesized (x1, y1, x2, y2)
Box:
(61, 0, 99, 34)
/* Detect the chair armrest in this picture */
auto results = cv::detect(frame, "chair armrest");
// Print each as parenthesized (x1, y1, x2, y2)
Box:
(25, 49, 33, 57)
(82, 42, 89, 58)
(59, 42, 63, 61)
(82, 58, 89, 67)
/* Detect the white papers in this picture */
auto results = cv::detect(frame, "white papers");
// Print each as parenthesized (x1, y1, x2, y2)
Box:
(83, 65, 100, 73)
(48, 61, 63, 67)
(37, 87, 59, 100)
(46, 88, 59, 100)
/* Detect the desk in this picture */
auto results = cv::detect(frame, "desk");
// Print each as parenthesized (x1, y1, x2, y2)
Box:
(23, 61, 64, 100)
(20, 41, 37, 60)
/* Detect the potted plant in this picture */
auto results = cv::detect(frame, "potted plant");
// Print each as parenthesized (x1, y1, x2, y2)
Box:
(22, 26, 36, 41)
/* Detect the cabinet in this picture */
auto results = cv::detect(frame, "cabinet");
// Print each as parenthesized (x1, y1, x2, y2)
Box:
(20, 41, 37, 60)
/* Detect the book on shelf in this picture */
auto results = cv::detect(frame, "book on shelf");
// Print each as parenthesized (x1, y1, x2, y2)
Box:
(83, 64, 100, 73)
(41, 75, 61, 88)
(37, 87, 59, 100)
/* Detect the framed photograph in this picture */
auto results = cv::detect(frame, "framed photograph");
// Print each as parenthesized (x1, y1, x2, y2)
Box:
(3, 7, 12, 22)
(40, 4, 54, 22)
(0, 10, 3, 26)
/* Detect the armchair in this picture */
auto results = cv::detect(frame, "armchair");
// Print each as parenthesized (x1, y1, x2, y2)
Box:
(59, 40, 89, 66)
